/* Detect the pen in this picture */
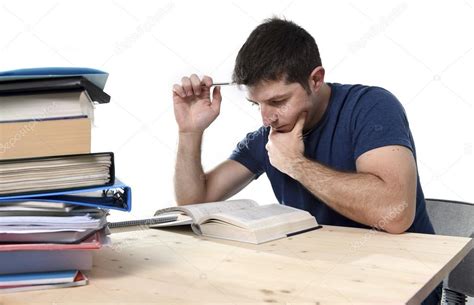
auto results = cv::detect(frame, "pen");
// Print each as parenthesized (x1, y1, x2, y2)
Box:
(211, 82, 233, 86)
(286, 225, 323, 237)
(201, 82, 235, 87)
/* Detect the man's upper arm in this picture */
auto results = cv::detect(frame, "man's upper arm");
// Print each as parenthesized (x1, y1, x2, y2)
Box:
(356, 145, 417, 229)
(204, 159, 256, 202)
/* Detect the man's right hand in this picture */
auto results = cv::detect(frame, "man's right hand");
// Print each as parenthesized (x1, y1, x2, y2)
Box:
(172, 74, 222, 133)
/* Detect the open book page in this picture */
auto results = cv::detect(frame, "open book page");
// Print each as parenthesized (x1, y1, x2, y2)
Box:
(154, 199, 258, 223)
(198, 204, 317, 230)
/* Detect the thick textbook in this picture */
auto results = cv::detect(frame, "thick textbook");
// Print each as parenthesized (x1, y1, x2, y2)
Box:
(154, 199, 320, 244)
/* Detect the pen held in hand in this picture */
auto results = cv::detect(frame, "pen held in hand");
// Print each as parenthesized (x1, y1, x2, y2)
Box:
(203, 82, 235, 87)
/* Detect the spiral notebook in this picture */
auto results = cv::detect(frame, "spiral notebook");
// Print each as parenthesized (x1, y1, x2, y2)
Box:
(108, 215, 178, 229)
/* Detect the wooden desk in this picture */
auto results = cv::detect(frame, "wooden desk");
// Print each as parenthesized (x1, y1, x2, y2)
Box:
(2, 225, 472, 305)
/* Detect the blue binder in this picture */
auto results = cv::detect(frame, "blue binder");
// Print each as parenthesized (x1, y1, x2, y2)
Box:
(0, 67, 108, 89)
(0, 180, 131, 212)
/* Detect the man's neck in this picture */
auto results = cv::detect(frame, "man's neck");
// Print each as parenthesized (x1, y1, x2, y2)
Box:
(305, 83, 332, 131)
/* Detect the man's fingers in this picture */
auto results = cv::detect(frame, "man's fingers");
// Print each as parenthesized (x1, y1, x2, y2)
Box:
(265, 138, 272, 151)
(201, 75, 213, 87)
(177, 74, 214, 98)
(172, 84, 186, 98)
(268, 126, 278, 137)
(211, 86, 222, 113)
(292, 111, 307, 136)
(181, 77, 193, 96)
(190, 74, 201, 96)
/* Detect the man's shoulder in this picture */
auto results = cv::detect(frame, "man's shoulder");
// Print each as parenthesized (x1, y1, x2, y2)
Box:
(330, 83, 404, 118)
(331, 82, 396, 102)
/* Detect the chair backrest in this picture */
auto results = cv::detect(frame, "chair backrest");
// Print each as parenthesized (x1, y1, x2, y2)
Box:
(425, 198, 474, 297)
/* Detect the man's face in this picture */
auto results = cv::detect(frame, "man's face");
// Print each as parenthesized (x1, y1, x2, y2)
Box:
(246, 79, 312, 133)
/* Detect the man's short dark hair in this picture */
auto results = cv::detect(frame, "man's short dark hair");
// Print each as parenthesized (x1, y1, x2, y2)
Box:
(232, 17, 322, 93)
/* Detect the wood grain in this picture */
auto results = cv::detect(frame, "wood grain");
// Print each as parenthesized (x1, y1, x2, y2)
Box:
(2, 225, 471, 305)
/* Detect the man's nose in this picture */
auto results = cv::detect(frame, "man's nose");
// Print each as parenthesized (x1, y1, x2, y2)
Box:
(261, 106, 278, 126)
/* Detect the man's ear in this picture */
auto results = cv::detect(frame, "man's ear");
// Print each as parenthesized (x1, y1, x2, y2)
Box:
(308, 66, 325, 93)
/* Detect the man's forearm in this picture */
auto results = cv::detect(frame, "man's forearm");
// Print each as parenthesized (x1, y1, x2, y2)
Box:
(174, 132, 207, 205)
(288, 157, 411, 232)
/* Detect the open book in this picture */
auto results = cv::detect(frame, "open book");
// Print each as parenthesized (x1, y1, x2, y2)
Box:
(153, 199, 320, 244)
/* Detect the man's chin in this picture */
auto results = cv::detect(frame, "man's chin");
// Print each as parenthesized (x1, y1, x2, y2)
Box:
(272, 125, 290, 133)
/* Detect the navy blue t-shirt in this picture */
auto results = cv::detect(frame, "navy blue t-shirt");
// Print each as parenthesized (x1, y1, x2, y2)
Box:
(229, 83, 435, 234)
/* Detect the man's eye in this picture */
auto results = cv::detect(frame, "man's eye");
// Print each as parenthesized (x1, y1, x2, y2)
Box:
(251, 102, 260, 107)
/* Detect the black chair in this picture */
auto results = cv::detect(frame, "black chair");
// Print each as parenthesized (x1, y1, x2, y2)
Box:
(425, 198, 474, 305)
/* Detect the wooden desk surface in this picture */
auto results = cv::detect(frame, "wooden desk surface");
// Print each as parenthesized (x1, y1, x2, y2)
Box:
(2, 225, 472, 305)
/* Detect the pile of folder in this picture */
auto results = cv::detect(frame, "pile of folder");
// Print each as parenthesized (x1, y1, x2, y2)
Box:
(0, 67, 132, 293)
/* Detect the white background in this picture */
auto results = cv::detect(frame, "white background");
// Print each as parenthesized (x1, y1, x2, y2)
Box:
(0, 0, 473, 223)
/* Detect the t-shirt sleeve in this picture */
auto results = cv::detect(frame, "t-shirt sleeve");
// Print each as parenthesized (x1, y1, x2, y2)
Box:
(351, 87, 414, 161)
(229, 128, 266, 179)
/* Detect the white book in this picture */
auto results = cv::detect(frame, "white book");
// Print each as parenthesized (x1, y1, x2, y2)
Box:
(0, 91, 94, 123)
(153, 199, 320, 244)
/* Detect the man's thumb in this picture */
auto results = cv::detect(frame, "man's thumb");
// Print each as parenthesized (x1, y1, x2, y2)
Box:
(211, 86, 222, 113)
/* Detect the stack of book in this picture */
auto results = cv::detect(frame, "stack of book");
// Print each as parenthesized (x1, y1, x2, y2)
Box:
(0, 68, 131, 293)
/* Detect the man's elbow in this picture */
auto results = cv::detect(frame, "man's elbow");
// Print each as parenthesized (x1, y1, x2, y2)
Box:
(384, 221, 412, 234)
(175, 193, 215, 206)
(381, 201, 416, 234)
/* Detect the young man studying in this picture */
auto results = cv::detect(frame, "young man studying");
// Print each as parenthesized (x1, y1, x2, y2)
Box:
(172, 18, 440, 304)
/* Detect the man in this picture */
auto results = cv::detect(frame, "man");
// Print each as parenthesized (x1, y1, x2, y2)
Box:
(172, 18, 440, 304)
